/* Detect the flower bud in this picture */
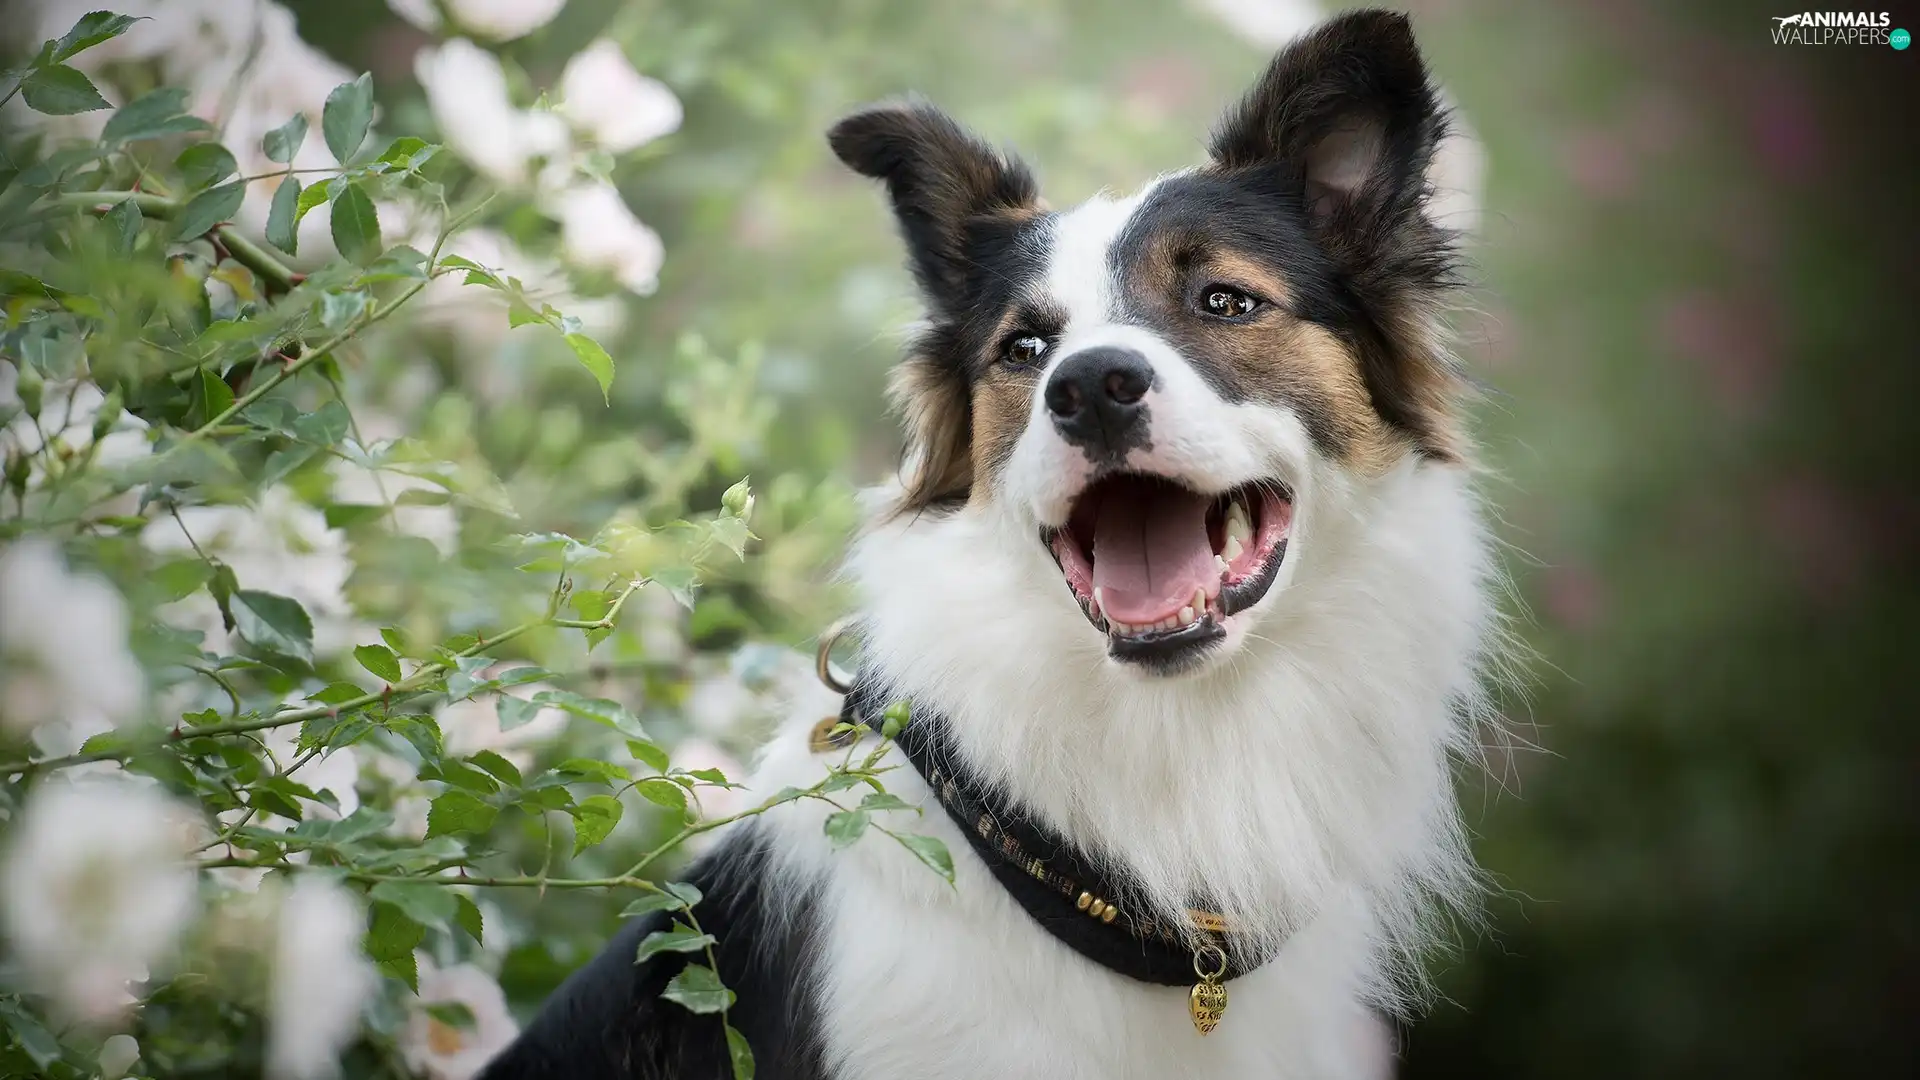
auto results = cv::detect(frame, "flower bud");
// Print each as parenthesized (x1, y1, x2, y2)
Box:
(880, 699, 912, 740)
(721, 477, 753, 518)
(15, 363, 42, 419)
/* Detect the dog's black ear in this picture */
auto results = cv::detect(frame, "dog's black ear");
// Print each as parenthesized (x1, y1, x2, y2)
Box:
(829, 101, 1040, 316)
(1209, 10, 1445, 260)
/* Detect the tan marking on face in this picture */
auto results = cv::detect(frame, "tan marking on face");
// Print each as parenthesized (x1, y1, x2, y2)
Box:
(888, 356, 973, 511)
(968, 367, 1037, 500)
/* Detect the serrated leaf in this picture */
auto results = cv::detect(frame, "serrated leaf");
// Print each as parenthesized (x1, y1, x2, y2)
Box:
(293, 399, 351, 446)
(532, 689, 644, 737)
(354, 643, 402, 682)
(0, 998, 65, 1068)
(635, 777, 688, 812)
(323, 503, 384, 530)
(102, 86, 203, 142)
(664, 881, 703, 908)
(263, 113, 308, 164)
(232, 588, 313, 663)
(896, 833, 955, 883)
(620, 893, 686, 919)
(627, 739, 669, 773)
(495, 693, 542, 731)
(379, 951, 419, 992)
(376, 135, 431, 168)
(425, 790, 497, 838)
(859, 792, 918, 814)
(468, 750, 523, 789)
(173, 181, 245, 240)
(727, 1024, 756, 1080)
(365, 901, 423, 962)
(380, 627, 410, 656)
(661, 963, 735, 1014)
(563, 332, 615, 404)
(266, 175, 301, 255)
(21, 64, 108, 115)
(552, 758, 627, 785)
(308, 682, 365, 706)
(52, 11, 142, 62)
(322, 72, 374, 162)
(104, 196, 142, 254)
(454, 893, 484, 942)
(175, 142, 237, 189)
(295, 177, 333, 223)
(368, 880, 457, 930)
(319, 288, 370, 330)
(571, 794, 623, 854)
(189, 365, 234, 427)
(824, 809, 870, 849)
(329, 182, 380, 265)
(634, 925, 715, 964)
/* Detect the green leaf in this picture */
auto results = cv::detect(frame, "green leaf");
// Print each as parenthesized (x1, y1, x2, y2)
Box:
(0, 998, 64, 1068)
(496, 693, 542, 731)
(263, 113, 309, 163)
(189, 366, 234, 428)
(175, 142, 237, 189)
(381, 627, 411, 656)
(635, 777, 689, 812)
(564, 332, 615, 404)
(329, 182, 380, 265)
(627, 739, 670, 773)
(295, 177, 333, 223)
(423, 1001, 476, 1031)
(571, 794, 624, 854)
(468, 750, 523, 789)
(354, 643, 402, 683)
(266, 176, 300, 255)
(319, 288, 370, 330)
(102, 86, 205, 142)
(379, 951, 419, 992)
(322, 72, 374, 163)
(376, 135, 432, 168)
(896, 833, 955, 884)
(52, 12, 142, 62)
(661, 963, 736, 1014)
(726, 1024, 756, 1080)
(104, 196, 143, 253)
(533, 689, 644, 737)
(619, 893, 685, 919)
(552, 758, 627, 785)
(664, 881, 704, 908)
(425, 790, 497, 838)
(309, 684, 366, 708)
(365, 902, 424, 962)
(231, 589, 313, 663)
(859, 792, 918, 814)
(454, 893, 484, 942)
(368, 880, 457, 930)
(824, 809, 870, 849)
(21, 64, 108, 115)
(173, 181, 245, 240)
(634, 925, 716, 964)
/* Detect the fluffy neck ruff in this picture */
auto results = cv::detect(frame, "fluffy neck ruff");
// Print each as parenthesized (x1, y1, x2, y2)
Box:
(844, 456, 1500, 1010)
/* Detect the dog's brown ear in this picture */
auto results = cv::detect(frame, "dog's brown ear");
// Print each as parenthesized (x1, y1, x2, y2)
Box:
(829, 101, 1040, 318)
(1209, 10, 1446, 262)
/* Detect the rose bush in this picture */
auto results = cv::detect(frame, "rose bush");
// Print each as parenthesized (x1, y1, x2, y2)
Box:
(0, 8, 937, 1078)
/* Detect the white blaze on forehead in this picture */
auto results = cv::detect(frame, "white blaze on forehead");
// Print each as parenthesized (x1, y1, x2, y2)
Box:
(1039, 188, 1153, 330)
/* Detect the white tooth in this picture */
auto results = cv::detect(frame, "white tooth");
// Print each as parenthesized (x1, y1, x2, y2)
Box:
(1092, 587, 1104, 617)
(1161, 617, 1178, 631)
(1214, 555, 1230, 575)
(1226, 501, 1252, 549)
(1223, 535, 1245, 563)
(1194, 587, 1208, 609)
(1179, 606, 1195, 625)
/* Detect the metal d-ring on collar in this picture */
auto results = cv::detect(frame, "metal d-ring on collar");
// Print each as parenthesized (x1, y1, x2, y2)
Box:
(815, 617, 856, 694)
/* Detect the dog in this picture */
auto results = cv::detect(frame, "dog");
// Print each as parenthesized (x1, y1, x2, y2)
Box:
(480, 10, 1501, 1078)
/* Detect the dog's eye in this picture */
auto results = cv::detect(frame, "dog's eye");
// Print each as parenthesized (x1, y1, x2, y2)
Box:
(1003, 335, 1050, 367)
(1200, 286, 1261, 319)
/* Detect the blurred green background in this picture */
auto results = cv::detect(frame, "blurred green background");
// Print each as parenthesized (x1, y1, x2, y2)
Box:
(69, 0, 1920, 1074)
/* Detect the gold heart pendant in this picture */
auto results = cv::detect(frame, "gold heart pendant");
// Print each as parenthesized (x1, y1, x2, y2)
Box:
(1189, 979, 1228, 1034)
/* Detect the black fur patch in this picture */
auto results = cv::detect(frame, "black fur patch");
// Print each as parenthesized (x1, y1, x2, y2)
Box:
(477, 827, 825, 1080)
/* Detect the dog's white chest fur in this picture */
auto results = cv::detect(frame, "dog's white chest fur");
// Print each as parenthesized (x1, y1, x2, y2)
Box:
(736, 456, 1496, 1079)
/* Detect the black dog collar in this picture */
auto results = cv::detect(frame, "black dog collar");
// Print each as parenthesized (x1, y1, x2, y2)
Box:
(817, 673, 1279, 1033)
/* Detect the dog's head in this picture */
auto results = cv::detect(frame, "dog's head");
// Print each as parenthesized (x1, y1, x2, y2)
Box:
(831, 10, 1466, 679)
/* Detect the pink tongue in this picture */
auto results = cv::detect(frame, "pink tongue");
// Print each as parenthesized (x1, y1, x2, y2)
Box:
(1091, 485, 1217, 624)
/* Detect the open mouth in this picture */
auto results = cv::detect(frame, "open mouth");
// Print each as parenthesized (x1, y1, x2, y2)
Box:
(1041, 473, 1294, 671)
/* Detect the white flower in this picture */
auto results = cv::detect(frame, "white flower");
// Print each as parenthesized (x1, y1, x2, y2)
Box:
(267, 876, 376, 1080)
(550, 182, 665, 296)
(415, 38, 568, 187)
(557, 39, 682, 153)
(0, 776, 199, 1024)
(99, 1034, 141, 1080)
(0, 538, 146, 738)
(402, 955, 519, 1080)
(387, 0, 568, 42)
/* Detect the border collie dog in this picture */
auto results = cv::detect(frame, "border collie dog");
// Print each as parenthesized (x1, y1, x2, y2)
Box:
(483, 10, 1501, 1079)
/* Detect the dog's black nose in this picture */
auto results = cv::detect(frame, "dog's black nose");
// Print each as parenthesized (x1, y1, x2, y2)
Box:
(1044, 347, 1153, 456)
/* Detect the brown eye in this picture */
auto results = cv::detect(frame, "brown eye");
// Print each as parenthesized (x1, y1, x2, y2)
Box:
(1004, 335, 1050, 367)
(1201, 286, 1260, 318)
